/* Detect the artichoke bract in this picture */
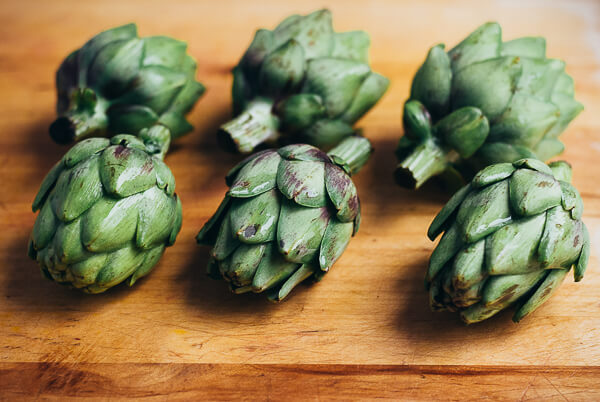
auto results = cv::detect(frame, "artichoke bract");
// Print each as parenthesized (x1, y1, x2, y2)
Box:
(197, 135, 371, 301)
(395, 22, 583, 189)
(426, 159, 590, 323)
(28, 126, 182, 293)
(49, 24, 205, 144)
(218, 9, 389, 153)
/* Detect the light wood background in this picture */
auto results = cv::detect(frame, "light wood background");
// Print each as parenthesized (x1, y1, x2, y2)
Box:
(1, 0, 599, 399)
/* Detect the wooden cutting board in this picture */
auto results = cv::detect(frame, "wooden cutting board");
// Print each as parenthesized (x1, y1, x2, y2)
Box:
(1, 0, 599, 399)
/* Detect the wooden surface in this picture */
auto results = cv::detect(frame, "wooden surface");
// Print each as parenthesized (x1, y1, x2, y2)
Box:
(1, 0, 600, 399)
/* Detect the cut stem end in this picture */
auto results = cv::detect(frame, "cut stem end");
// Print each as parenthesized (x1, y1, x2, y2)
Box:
(49, 88, 108, 144)
(395, 139, 450, 189)
(218, 99, 279, 154)
(327, 135, 373, 176)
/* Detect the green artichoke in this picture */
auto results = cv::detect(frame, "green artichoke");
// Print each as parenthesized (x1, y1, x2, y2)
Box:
(28, 126, 182, 293)
(426, 159, 590, 323)
(218, 9, 389, 153)
(395, 22, 583, 189)
(49, 24, 205, 144)
(197, 135, 371, 301)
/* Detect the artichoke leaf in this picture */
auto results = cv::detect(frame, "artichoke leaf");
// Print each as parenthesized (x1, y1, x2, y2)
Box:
(277, 200, 330, 263)
(276, 159, 327, 207)
(229, 189, 280, 244)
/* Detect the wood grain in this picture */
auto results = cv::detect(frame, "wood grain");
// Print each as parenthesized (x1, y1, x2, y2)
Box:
(1, 363, 600, 401)
(1, 0, 599, 399)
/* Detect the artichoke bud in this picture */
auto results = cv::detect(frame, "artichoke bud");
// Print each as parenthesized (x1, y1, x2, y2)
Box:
(197, 136, 371, 300)
(436, 107, 489, 158)
(29, 126, 183, 293)
(396, 22, 582, 189)
(426, 158, 589, 323)
(219, 9, 388, 153)
(50, 24, 204, 145)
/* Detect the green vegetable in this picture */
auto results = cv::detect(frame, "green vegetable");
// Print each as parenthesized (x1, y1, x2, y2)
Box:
(396, 22, 583, 189)
(426, 159, 589, 323)
(197, 135, 372, 300)
(50, 24, 205, 144)
(28, 126, 183, 293)
(218, 9, 389, 153)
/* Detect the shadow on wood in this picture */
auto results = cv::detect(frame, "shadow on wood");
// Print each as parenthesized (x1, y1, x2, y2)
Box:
(393, 251, 523, 344)
(169, 105, 242, 199)
(4, 230, 139, 311)
(24, 117, 67, 179)
(177, 244, 283, 317)
(359, 135, 452, 226)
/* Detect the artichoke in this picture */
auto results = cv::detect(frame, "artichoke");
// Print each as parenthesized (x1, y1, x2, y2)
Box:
(49, 24, 205, 144)
(426, 159, 590, 323)
(395, 22, 583, 189)
(196, 135, 371, 300)
(218, 9, 389, 153)
(28, 126, 183, 293)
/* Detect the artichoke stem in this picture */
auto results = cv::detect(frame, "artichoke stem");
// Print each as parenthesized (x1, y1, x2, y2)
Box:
(138, 125, 172, 160)
(395, 139, 450, 189)
(327, 135, 373, 176)
(217, 99, 279, 153)
(49, 88, 109, 144)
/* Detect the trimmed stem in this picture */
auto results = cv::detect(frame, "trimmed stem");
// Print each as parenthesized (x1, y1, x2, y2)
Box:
(395, 139, 450, 189)
(327, 135, 373, 176)
(217, 98, 279, 154)
(49, 88, 109, 144)
(137, 125, 171, 160)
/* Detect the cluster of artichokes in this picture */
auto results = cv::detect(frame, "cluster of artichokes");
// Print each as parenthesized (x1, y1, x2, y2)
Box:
(30, 24, 202, 293)
(27, 13, 590, 324)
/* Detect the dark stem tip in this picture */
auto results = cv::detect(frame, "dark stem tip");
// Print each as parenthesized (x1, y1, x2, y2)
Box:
(216, 127, 240, 154)
(394, 166, 418, 189)
(49, 117, 76, 145)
